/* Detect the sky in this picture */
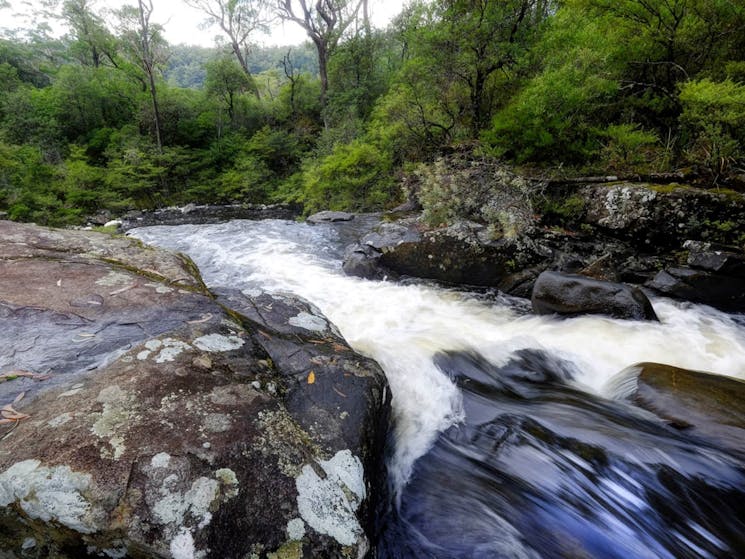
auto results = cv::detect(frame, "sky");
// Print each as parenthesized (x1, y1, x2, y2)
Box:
(0, 0, 405, 47)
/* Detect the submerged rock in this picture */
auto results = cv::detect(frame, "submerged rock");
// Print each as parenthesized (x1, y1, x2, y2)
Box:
(612, 362, 745, 454)
(531, 270, 658, 320)
(0, 221, 389, 558)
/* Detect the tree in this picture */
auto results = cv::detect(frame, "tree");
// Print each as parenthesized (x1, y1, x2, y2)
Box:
(115, 0, 168, 151)
(276, 0, 364, 112)
(61, 0, 118, 68)
(205, 55, 253, 123)
(184, 0, 270, 97)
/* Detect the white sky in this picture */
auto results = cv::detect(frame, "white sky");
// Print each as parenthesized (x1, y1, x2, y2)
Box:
(0, 0, 404, 47)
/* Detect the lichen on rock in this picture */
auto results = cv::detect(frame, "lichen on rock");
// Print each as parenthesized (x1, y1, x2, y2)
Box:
(295, 449, 367, 547)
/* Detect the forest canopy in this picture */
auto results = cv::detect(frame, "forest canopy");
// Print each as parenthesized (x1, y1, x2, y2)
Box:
(1, 0, 744, 225)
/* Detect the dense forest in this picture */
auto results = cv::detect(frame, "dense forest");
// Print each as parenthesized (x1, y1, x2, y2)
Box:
(1, 0, 744, 225)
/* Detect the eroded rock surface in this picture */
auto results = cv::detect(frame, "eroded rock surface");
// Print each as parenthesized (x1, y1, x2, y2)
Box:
(0, 221, 389, 558)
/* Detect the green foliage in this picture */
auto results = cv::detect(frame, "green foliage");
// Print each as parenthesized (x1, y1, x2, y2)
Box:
(680, 79, 745, 179)
(300, 140, 396, 213)
(600, 124, 659, 172)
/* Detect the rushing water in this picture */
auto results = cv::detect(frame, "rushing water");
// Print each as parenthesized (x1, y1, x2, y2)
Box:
(131, 218, 745, 558)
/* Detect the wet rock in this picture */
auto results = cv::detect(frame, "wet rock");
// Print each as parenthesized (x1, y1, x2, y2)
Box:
(614, 362, 745, 454)
(306, 211, 355, 224)
(647, 266, 745, 312)
(343, 219, 550, 288)
(0, 221, 389, 558)
(685, 239, 745, 275)
(119, 203, 300, 231)
(531, 271, 658, 321)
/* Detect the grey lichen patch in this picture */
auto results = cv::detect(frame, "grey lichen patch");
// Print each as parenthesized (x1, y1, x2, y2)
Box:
(152, 475, 219, 528)
(91, 385, 135, 460)
(47, 412, 74, 428)
(295, 450, 366, 547)
(202, 413, 232, 433)
(192, 333, 244, 353)
(154, 339, 192, 363)
(286, 518, 306, 541)
(214, 468, 239, 499)
(0, 459, 98, 534)
(169, 527, 198, 559)
(95, 271, 133, 288)
(150, 452, 171, 469)
(144, 282, 174, 294)
(288, 312, 328, 333)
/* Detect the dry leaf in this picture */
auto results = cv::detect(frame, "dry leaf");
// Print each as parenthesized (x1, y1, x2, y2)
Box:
(187, 313, 213, 324)
(109, 284, 136, 296)
(13, 392, 25, 404)
(307, 371, 316, 384)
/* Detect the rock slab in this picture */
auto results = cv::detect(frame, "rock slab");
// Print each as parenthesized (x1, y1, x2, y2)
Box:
(0, 220, 389, 559)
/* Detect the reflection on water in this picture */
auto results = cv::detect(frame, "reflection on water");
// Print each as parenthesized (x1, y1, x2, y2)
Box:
(131, 219, 745, 558)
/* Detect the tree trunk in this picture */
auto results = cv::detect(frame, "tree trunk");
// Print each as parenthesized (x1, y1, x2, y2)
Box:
(231, 40, 261, 99)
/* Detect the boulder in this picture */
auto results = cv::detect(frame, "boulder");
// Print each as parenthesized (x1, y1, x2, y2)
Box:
(647, 267, 745, 312)
(306, 211, 355, 224)
(580, 182, 745, 249)
(531, 271, 658, 320)
(343, 219, 550, 288)
(613, 362, 745, 454)
(0, 221, 389, 558)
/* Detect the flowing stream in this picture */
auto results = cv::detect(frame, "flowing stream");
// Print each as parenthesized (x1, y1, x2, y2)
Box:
(131, 218, 745, 558)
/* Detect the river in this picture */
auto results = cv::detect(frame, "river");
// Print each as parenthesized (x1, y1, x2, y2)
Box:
(130, 218, 745, 558)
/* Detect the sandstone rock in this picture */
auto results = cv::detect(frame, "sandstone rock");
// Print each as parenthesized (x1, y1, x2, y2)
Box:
(613, 362, 745, 454)
(0, 221, 389, 558)
(306, 211, 355, 224)
(531, 271, 658, 321)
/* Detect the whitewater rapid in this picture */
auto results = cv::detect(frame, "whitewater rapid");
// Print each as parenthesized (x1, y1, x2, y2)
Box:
(130, 218, 745, 489)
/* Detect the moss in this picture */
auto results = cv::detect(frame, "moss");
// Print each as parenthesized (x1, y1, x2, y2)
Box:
(267, 541, 303, 559)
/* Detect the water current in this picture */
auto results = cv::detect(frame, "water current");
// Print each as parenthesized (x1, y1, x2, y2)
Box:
(131, 218, 745, 558)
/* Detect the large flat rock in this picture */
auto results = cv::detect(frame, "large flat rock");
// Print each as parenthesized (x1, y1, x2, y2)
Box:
(0, 221, 389, 558)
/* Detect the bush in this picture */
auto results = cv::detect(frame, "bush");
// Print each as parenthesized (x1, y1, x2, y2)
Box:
(600, 123, 659, 173)
(679, 79, 745, 181)
(416, 154, 536, 239)
(301, 140, 396, 213)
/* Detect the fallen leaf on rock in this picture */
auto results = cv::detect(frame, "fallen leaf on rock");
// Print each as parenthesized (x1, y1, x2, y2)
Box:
(1, 404, 29, 421)
(0, 370, 51, 383)
(187, 313, 213, 324)
(307, 371, 316, 384)
(110, 284, 136, 296)
(13, 392, 25, 404)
